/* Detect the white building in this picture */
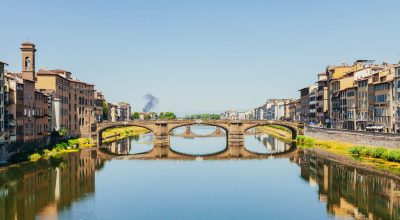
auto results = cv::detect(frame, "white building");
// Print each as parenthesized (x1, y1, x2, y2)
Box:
(254, 99, 292, 120)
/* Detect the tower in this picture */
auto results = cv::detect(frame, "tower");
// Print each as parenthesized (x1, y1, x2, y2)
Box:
(20, 42, 36, 81)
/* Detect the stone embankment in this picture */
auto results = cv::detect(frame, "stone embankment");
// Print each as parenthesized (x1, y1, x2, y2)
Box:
(304, 126, 400, 149)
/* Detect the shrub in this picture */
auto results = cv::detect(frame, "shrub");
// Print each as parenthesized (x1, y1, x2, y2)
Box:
(371, 148, 387, 158)
(296, 136, 305, 143)
(348, 146, 365, 156)
(68, 139, 80, 147)
(29, 153, 42, 161)
(361, 147, 372, 157)
(382, 150, 400, 162)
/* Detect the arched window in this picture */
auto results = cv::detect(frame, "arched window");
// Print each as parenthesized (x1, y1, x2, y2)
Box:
(25, 57, 30, 70)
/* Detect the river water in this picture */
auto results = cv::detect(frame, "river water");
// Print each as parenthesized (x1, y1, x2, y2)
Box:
(0, 126, 399, 220)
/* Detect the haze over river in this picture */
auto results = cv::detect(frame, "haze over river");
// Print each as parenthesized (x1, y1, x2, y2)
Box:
(0, 126, 399, 219)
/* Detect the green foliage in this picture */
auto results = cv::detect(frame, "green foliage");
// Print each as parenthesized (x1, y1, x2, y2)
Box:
(158, 112, 177, 120)
(184, 114, 221, 120)
(382, 151, 400, 162)
(347, 145, 400, 162)
(144, 114, 151, 120)
(370, 148, 387, 158)
(26, 137, 93, 162)
(102, 102, 109, 119)
(296, 135, 315, 146)
(58, 128, 68, 137)
(348, 146, 365, 156)
(131, 112, 140, 120)
(29, 153, 42, 161)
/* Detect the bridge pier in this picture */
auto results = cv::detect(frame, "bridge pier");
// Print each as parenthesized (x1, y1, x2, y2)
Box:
(184, 126, 191, 136)
(226, 121, 245, 155)
(215, 127, 222, 135)
(153, 121, 170, 151)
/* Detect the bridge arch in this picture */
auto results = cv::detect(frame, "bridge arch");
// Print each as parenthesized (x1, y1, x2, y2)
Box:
(97, 123, 155, 145)
(242, 122, 298, 140)
(168, 122, 229, 137)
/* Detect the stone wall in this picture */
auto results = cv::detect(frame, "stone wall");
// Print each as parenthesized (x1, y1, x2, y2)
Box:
(304, 126, 400, 149)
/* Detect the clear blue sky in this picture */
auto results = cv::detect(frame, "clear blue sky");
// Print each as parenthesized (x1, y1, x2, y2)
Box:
(1, 0, 400, 114)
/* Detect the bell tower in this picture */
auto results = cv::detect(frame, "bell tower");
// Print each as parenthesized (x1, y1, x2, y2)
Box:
(21, 42, 36, 81)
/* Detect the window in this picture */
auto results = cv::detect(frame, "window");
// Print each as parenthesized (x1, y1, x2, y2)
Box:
(347, 91, 355, 97)
(375, 94, 387, 102)
(24, 57, 30, 70)
(375, 83, 389, 91)
(397, 68, 400, 76)
(358, 80, 368, 88)
(374, 108, 385, 117)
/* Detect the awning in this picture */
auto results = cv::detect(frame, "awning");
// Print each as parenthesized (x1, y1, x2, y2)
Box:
(366, 126, 384, 130)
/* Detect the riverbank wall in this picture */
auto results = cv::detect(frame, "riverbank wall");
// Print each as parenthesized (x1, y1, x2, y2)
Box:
(304, 126, 400, 149)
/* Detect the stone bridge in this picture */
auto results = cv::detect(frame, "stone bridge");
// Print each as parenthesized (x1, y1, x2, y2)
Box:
(172, 126, 225, 138)
(93, 120, 303, 147)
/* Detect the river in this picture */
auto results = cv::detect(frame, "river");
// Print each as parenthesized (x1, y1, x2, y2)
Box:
(0, 125, 399, 219)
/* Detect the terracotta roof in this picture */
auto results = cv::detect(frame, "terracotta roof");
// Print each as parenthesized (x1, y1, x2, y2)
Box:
(37, 69, 95, 87)
(49, 69, 71, 73)
(37, 69, 59, 75)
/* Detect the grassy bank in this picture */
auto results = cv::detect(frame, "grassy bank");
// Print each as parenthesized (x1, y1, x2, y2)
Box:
(255, 125, 293, 142)
(253, 125, 400, 173)
(102, 126, 150, 144)
(296, 135, 400, 174)
(28, 138, 94, 162)
(25, 126, 149, 163)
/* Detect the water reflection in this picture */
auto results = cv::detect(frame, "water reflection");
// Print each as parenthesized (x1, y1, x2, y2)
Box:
(293, 150, 400, 219)
(170, 126, 227, 155)
(104, 133, 153, 155)
(1, 135, 400, 219)
(244, 133, 291, 154)
(0, 149, 104, 220)
(103, 126, 293, 157)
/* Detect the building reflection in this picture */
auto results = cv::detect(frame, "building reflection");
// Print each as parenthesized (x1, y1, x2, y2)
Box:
(253, 134, 291, 153)
(107, 137, 132, 155)
(0, 149, 105, 220)
(291, 151, 400, 220)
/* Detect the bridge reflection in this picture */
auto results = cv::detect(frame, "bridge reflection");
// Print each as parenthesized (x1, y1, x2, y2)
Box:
(111, 142, 297, 160)
(171, 126, 226, 138)
(101, 129, 296, 159)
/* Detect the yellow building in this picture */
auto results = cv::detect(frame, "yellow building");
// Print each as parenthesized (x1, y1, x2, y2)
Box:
(36, 69, 96, 137)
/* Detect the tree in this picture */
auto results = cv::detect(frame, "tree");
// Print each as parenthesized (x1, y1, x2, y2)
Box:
(102, 102, 109, 120)
(131, 112, 140, 120)
(165, 112, 176, 119)
(144, 113, 151, 120)
(159, 112, 176, 119)
(58, 127, 68, 137)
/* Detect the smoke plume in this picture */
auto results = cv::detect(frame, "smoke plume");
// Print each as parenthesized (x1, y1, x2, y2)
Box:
(142, 93, 159, 112)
